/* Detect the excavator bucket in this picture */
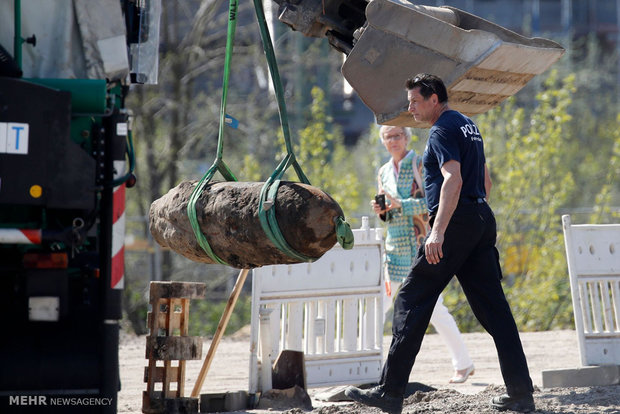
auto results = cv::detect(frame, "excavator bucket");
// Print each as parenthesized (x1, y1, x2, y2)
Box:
(342, 1, 565, 127)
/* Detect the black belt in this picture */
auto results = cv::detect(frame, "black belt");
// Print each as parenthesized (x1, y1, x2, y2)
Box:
(429, 197, 486, 220)
(459, 197, 486, 205)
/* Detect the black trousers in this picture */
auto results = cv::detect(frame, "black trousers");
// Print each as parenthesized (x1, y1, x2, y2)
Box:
(380, 201, 534, 396)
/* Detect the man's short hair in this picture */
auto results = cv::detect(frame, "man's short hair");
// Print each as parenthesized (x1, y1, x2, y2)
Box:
(405, 73, 448, 103)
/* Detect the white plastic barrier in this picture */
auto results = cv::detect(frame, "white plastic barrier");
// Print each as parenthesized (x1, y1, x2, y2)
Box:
(249, 220, 385, 393)
(562, 214, 620, 366)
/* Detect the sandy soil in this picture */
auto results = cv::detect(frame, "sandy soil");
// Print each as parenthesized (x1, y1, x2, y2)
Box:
(119, 329, 620, 413)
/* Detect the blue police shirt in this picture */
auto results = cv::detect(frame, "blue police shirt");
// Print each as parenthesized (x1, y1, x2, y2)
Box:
(423, 110, 486, 215)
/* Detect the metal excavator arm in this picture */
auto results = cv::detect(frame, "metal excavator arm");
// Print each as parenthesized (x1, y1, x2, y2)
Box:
(274, 0, 368, 54)
(273, 0, 565, 127)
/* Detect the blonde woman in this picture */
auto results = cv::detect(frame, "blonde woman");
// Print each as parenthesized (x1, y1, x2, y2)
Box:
(373, 125, 474, 384)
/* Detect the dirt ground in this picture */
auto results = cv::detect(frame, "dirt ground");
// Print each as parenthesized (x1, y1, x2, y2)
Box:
(119, 329, 620, 414)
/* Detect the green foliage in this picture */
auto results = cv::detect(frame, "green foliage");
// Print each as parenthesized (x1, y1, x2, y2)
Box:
(188, 295, 252, 338)
(552, 35, 619, 208)
(442, 69, 619, 333)
(590, 116, 620, 223)
(275, 86, 363, 223)
(240, 153, 265, 182)
(122, 279, 150, 335)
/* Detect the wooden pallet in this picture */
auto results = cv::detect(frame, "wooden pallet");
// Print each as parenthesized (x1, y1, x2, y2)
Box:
(142, 281, 206, 414)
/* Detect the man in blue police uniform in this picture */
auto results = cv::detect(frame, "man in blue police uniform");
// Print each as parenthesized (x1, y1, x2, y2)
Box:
(345, 74, 535, 413)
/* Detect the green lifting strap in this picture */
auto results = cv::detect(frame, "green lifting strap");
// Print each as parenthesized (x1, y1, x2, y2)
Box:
(254, 0, 316, 262)
(335, 216, 355, 250)
(186, 0, 239, 266)
(254, 0, 353, 257)
(188, 0, 353, 267)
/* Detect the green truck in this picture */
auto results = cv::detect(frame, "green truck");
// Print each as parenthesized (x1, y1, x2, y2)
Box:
(0, 1, 159, 412)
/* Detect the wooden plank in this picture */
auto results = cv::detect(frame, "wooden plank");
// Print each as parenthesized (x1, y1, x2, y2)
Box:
(191, 269, 249, 398)
(150, 281, 206, 300)
(179, 298, 190, 396)
(144, 366, 180, 383)
(178, 360, 187, 397)
(147, 299, 186, 335)
(163, 359, 174, 398)
(165, 298, 174, 336)
(181, 298, 190, 335)
(160, 310, 180, 331)
(164, 298, 178, 397)
(145, 336, 203, 361)
(144, 283, 202, 412)
(146, 293, 163, 396)
(150, 298, 170, 336)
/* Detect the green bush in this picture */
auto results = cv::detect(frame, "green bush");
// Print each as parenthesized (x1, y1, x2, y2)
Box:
(188, 295, 252, 338)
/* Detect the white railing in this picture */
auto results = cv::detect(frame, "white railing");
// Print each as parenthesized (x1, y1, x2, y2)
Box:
(249, 218, 385, 393)
(562, 214, 620, 366)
